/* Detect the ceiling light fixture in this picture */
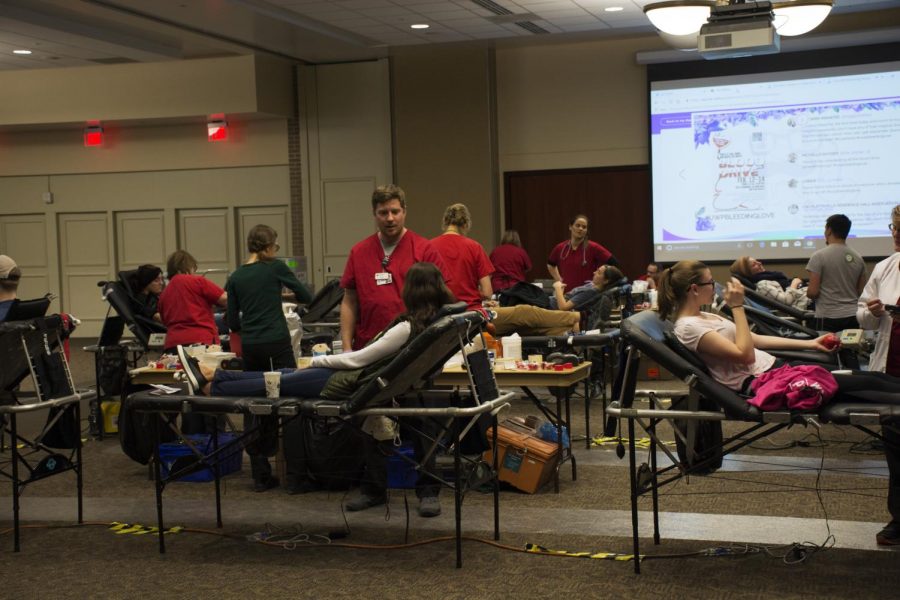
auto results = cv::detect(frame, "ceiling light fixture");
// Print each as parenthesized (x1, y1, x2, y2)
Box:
(410, 23, 430, 29)
(644, 0, 832, 38)
(772, 0, 833, 36)
(13, 49, 32, 55)
(644, 1, 713, 36)
(605, 6, 624, 11)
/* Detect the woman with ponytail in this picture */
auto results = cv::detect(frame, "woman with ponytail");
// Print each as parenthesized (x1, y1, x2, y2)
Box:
(657, 260, 900, 546)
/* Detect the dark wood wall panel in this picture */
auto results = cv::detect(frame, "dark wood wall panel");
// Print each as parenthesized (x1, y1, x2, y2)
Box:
(504, 165, 651, 281)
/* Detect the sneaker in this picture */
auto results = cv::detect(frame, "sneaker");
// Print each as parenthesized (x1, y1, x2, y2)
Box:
(418, 496, 442, 518)
(876, 521, 900, 546)
(253, 476, 279, 493)
(176, 345, 207, 395)
(345, 493, 386, 512)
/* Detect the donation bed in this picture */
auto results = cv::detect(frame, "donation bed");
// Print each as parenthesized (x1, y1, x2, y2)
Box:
(606, 310, 900, 574)
(127, 306, 512, 567)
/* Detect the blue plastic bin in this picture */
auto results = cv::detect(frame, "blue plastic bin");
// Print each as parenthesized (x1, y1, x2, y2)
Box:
(387, 443, 418, 489)
(159, 433, 242, 482)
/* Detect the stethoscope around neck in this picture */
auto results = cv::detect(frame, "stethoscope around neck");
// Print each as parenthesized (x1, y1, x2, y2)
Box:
(562, 238, 588, 267)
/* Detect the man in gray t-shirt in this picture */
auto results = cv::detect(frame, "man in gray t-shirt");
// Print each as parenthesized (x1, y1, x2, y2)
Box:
(805, 213, 867, 332)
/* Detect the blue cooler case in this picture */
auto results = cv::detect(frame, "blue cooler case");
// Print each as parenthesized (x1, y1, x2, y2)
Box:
(158, 433, 243, 482)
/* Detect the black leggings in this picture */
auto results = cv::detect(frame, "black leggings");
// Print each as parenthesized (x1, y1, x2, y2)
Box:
(831, 370, 900, 404)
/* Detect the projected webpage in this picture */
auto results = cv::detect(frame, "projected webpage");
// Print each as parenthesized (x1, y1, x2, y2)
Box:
(650, 62, 900, 262)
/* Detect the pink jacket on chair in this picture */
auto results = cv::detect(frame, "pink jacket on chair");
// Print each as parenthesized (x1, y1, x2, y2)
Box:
(748, 364, 838, 411)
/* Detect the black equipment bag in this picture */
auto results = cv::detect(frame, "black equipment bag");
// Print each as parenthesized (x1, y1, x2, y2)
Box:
(97, 345, 129, 399)
(670, 395, 723, 474)
(30, 320, 79, 450)
(498, 282, 550, 309)
(119, 394, 177, 465)
(282, 416, 364, 489)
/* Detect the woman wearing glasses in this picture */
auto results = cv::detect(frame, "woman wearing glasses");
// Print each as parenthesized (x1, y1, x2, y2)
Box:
(225, 224, 312, 492)
(661, 259, 900, 546)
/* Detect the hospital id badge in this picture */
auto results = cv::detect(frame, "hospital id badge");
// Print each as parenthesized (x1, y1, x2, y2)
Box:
(375, 272, 393, 286)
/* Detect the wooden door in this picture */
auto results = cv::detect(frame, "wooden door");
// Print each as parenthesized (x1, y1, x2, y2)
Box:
(504, 166, 651, 281)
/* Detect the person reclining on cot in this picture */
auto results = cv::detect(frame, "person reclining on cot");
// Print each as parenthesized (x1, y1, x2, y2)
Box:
(658, 259, 900, 547)
(730, 255, 810, 310)
(549, 264, 624, 312)
(177, 261, 455, 517)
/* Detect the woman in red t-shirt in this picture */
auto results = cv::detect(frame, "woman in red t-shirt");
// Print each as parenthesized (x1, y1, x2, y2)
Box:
(489, 229, 532, 293)
(158, 250, 227, 353)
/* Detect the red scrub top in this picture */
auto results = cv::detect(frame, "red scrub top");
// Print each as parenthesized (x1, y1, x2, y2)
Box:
(341, 230, 449, 350)
(431, 233, 493, 311)
(489, 244, 531, 292)
(158, 274, 224, 349)
(547, 239, 612, 289)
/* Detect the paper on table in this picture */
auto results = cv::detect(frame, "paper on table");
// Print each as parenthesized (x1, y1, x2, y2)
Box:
(149, 384, 181, 395)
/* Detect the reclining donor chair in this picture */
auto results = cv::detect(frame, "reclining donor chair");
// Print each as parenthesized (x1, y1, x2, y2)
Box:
(730, 271, 816, 329)
(296, 278, 344, 355)
(0, 315, 96, 551)
(127, 303, 513, 567)
(606, 310, 900, 574)
(96, 270, 167, 351)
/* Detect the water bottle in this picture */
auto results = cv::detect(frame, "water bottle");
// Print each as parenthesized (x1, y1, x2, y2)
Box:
(332, 340, 343, 355)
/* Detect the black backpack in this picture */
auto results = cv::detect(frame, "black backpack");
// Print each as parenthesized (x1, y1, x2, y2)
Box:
(282, 416, 365, 489)
(670, 395, 723, 474)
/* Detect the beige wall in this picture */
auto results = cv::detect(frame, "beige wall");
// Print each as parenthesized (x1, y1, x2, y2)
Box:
(300, 59, 393, 288)
(496, 34, 665, 175)
(0, 55, 298, 335)
(391, 44, 497, 248)
(0, 118, 288, 177)
(0, 55, 294, 127)
(0, 118, 292, 336)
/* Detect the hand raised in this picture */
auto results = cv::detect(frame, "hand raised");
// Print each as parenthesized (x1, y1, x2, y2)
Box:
(724, 277, 745, 308)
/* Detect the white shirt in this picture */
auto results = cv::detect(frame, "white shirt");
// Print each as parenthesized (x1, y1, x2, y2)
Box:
(310, 321, 411, 370)
(857, 252, 900, 373)
(675, 312, 775, 390)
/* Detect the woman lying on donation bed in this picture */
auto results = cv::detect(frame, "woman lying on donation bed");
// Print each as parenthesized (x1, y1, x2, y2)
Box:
(550, 264, 624, 311)
(658, 259, 900, 547)
(730, 255, 810, 310)
(178, 261, 454, 512)
(177, 261, 454, 400)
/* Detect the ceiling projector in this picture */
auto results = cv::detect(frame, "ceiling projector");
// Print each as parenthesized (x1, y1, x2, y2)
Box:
(699, 1, 780, 59)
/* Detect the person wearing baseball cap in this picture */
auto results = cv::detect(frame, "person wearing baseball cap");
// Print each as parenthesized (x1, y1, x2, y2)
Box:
(0, 255, 21, 322)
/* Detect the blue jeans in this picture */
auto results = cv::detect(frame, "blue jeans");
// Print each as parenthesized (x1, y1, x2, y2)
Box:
(211, 367, 334, 398)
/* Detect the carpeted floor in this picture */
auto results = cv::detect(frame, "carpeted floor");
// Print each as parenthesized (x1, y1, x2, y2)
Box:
(2, 339, 898, 597)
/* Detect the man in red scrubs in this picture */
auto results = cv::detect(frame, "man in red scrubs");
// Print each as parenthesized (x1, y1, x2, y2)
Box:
(339, 184, 449, 517)
(340, 184, 449, 350)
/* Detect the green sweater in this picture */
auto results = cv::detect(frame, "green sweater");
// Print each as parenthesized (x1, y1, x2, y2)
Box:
(225, 260, 312, 345)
